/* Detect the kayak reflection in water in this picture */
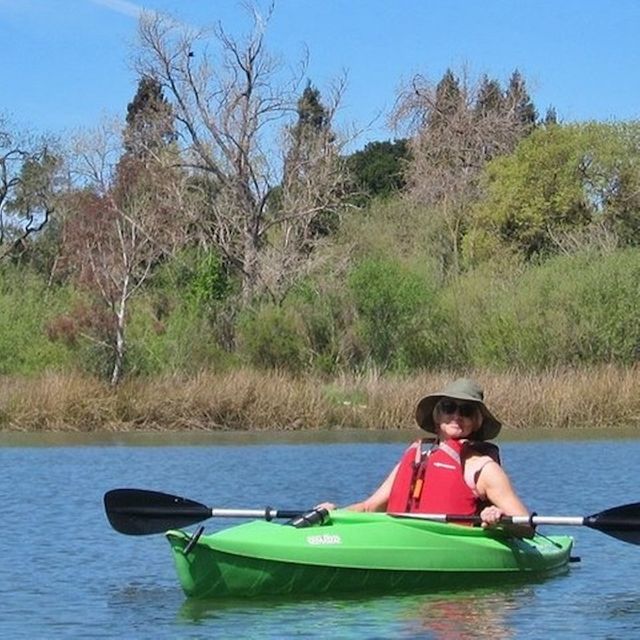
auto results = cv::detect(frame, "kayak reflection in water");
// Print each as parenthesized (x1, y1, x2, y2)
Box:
(412, 588, 518, 640)
(318, 378, 533, 537)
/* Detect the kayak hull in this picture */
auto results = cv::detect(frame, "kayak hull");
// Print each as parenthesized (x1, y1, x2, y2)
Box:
(166, 511, 573, 599)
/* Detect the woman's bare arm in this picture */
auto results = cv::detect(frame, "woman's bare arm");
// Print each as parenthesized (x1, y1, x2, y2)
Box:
(476, 461, 533, 536)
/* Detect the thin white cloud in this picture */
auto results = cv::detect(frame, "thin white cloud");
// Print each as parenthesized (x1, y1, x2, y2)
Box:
(90, 0, 147, 20)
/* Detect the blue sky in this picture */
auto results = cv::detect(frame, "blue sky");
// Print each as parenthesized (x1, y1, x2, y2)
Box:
(2, 0, 639, 149)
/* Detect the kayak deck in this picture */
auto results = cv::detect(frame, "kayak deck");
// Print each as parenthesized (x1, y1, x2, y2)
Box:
(166, 511, 573, 599)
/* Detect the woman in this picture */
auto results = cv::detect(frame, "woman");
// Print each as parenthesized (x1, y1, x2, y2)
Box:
(319, 378, 532, 534)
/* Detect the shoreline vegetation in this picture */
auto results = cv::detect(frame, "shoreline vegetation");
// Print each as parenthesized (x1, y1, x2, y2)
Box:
(1, 365, 639, 434)
(3, 15, 640, 443)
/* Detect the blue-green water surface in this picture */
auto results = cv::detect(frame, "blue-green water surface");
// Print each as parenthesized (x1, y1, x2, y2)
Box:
(1, 436, 639, 639)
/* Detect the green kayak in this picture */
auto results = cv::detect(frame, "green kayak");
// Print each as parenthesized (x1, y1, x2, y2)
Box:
(166, 511, 573, 599)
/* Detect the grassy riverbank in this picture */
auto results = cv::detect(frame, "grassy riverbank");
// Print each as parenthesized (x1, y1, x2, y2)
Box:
(1, 365, 639, 433)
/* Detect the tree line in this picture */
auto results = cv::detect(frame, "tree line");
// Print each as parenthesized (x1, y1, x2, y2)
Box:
(1, 7, 639, 383)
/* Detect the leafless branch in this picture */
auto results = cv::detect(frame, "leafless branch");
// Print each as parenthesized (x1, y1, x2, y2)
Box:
(134, 5, 350, 301)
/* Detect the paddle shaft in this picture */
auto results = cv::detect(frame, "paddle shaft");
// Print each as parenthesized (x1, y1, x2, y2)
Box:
(114, 505, 303, 520)
(391, 506, 640, 545)
(391, 513, 586, 527)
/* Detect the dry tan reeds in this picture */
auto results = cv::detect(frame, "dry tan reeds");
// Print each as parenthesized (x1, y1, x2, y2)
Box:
(0, 365, 639, 433)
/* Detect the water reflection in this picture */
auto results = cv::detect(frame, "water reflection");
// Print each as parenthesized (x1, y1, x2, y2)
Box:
(177, 585, 529, 639)
(405, 587, 525, 639)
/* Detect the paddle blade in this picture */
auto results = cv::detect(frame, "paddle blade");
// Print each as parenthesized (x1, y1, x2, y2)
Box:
(585, 502, 640, 545)
(104, 488, 212, 535)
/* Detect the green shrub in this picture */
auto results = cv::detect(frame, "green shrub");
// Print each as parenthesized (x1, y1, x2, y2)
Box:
(124, 298, 237, 376)
(0, 267, 76, 374)
(348, 256, 446, 370)
(446, 248, 640, 369)
(283, 276, 358, 374)
(563, 249, 640, 364)
(185, 250, 232, 309)
(237, 304, 308, 372)
(151, 248, 232, 316)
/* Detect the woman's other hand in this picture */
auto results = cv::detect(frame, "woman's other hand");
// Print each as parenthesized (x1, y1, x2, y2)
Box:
(479, 505, 504, 527)
(314, 501, 337, 511)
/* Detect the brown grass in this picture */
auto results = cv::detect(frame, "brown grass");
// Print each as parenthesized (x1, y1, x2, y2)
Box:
(1, 365, 639, 433)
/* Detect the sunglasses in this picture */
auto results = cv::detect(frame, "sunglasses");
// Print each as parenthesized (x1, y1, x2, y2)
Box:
(438, 400, 477, 418)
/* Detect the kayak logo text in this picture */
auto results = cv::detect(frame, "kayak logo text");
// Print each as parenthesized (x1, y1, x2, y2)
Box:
(306, 534, 342, 545)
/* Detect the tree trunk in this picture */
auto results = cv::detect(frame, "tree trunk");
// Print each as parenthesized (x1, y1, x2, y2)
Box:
(242, 229, 259, 303)
(110, 274, 129, 386)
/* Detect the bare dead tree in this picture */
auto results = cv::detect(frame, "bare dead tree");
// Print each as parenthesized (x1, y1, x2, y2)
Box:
(391, 70, 532, 275)
(252, 79, 350, 302)
(61, 121, 193, 384)
(135, 7, 350, 302)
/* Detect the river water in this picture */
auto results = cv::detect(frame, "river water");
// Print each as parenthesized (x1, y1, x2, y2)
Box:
(1, 432, 639, 639)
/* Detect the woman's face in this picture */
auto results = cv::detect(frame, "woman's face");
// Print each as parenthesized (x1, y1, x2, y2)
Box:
(434, 398, 482, 439)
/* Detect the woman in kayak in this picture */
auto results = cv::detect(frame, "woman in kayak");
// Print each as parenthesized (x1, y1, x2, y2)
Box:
(318, 378, 532, 534)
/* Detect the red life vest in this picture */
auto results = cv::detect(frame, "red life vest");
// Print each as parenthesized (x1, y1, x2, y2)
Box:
(386, 438, 500, 515)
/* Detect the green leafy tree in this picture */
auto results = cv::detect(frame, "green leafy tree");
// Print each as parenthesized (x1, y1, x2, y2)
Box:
(237, 304, 307, 372)
(178, 249, 231, 310)
(346, 139, 409, 201)
(465, 122, 640, 262)
(590, 122, 640, 246)
(466, 126, 590, 260)
(0, 118, 62, 264)
(348, 256, 443, 370)
(0, 265, 76, 374)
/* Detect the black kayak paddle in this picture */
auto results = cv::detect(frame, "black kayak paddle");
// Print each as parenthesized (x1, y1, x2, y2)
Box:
(104, 488, 311, 535)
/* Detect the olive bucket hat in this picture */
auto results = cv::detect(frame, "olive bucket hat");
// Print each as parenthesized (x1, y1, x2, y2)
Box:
(415, 378, 502, 440)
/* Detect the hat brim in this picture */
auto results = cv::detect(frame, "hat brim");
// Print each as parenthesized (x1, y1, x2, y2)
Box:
(415, 391, 502, 441)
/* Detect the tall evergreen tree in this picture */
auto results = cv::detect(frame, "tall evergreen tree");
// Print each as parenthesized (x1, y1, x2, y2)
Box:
(295, 83, 331, 132)
(474, 75, 504, 117)
(544, 106, 558, 126)
(428, 69, 464, 130)
(505, 70, 536, 129)
(123, 76, 176, 160)
(282, 82, 341, 243)
(287, 82, 334, 158)
(393, 68, 538, 275)
(270, 82, 346, 276)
